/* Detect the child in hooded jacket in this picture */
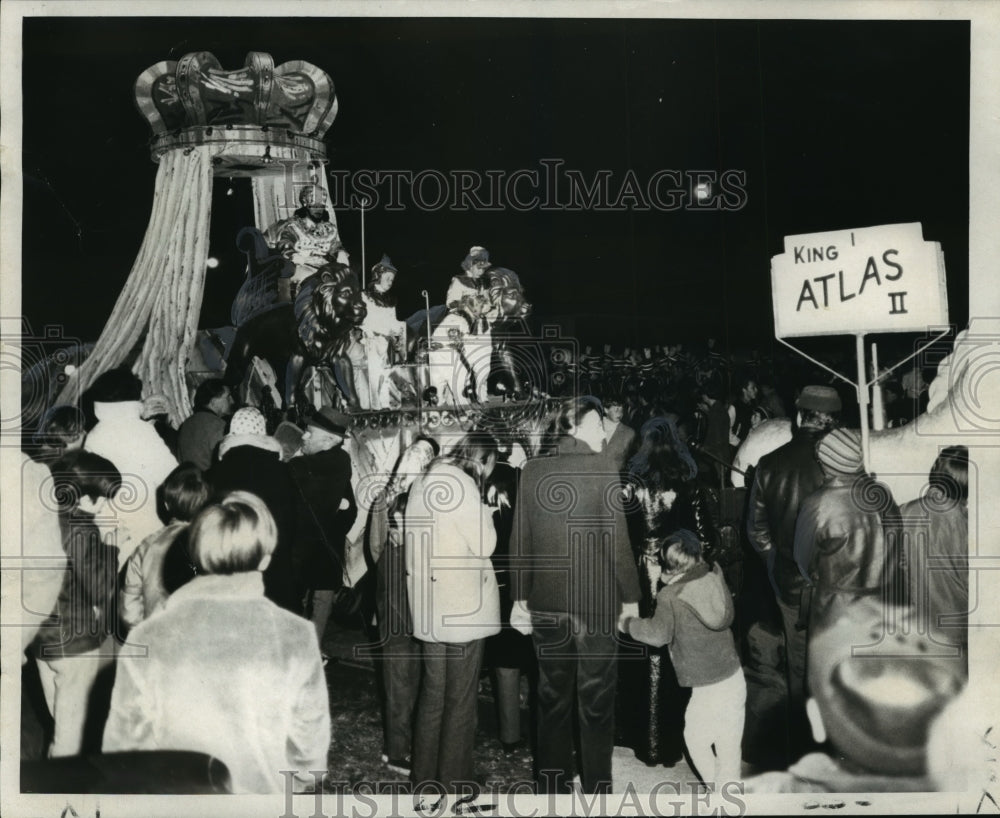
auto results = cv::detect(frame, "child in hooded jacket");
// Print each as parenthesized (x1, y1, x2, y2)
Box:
(623, 529, 745, 786)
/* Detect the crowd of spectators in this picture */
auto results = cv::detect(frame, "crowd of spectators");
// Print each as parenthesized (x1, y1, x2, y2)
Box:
(18, 329, 970, 801)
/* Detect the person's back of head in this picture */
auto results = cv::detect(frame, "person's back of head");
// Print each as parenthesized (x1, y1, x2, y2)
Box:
(657, 528, 705, 574)
(549, 395, 603, 441)
(700, 374, 725, 404)
(806, 598, 965, 779)
(188, 491, 277, 575)
(193, 378, 230, 413)
(439, 430, 499, 489)
(629, 416, 698, 484)
(85, 367, 143, 404)
(33, 404, 86, 458)
(48, 449, 122, 513)
(815, 427, 865, 479)
(81, 367, 144, 430)
(927, 444, 968, 506)
(795, 385, 842, 432)
(157, 462, 212, 524)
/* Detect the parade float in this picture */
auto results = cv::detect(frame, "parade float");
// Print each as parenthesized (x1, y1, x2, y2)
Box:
(48, 51, 563, 501)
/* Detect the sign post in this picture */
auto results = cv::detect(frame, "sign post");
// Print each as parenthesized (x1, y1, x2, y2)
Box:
(870, 341, 885, 432)
(855, 333, 871, 471)
(771, 222, 949, 473)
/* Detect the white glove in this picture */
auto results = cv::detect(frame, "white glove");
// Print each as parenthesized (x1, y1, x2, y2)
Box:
(510, 600, 533, 635)
(618, 601, 639, 634)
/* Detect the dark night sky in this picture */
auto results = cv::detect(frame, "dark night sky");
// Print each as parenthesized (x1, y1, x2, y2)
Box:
(20, 16, 970, 355)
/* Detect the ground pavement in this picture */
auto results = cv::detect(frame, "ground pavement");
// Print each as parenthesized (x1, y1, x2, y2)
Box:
(19, 618, 703, 794)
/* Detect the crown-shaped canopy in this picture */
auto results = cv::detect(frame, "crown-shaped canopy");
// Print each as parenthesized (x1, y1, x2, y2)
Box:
(134, 51, 338, 172)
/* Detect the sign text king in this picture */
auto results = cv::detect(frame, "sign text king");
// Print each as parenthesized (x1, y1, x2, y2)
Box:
(770, 222, 948, 337)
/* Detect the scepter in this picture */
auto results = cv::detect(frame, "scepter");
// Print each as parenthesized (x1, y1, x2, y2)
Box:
(421, 289, 432, 351)
(420, 289, 433, 398)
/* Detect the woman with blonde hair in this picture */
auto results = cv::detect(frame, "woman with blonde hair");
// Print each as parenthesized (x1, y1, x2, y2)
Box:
(103, 491, 330, 794)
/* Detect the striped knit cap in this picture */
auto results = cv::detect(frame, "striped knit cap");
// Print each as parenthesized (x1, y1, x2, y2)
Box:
(816, 428, 864, 476)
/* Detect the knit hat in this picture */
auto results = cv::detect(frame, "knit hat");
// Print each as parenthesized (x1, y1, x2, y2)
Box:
(796, 385, 842, 413)
(461, 246, 490, 272)
(218, 406, 283, 460)
(306, 406, 351, 436)
(816, 428, 864, 476)
(229, 407, 267, 436)
(808, 598, 965, 776)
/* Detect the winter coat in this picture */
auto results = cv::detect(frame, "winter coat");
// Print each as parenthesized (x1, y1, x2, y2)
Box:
(627, 562, 740, 687)
(19, 453, 67, 653)
(509, 437, 641, 626)
(794, 474, 900, 629)
(604, 421, 637, 471)
(288, 447, 358, 590)
(34, 510, 119, 658)
(405, 462, 500, 644)
(747, 426, 827, 605)
(899, 497, 968, 647)
(208, 441, 300, 614)
(102, 572, 330, 794)
(698, 399, 733, 474)
(119, 521, 188, 627)
(85, 400, 179, 562)
(176, 410, 226, 471)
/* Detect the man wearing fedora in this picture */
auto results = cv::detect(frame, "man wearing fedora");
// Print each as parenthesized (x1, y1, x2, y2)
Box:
(747, 384, 842, 764)
(288, 407, 358, 651)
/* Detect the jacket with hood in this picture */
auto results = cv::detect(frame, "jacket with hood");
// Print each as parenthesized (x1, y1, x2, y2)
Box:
(627, 562, 740, 687)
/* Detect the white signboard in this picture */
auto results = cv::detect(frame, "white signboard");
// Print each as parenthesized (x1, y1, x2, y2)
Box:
(770, 222, 949, 337)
